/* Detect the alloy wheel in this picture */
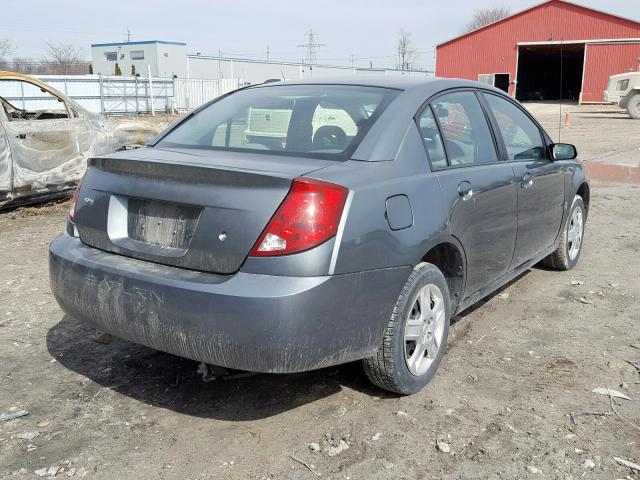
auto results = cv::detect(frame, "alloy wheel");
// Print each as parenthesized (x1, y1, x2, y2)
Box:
(404, 284, 446, 376)
(567, 205, 584, 260)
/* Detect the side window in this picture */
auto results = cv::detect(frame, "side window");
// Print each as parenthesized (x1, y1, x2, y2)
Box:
(432, 91, 498, 166)
(484, 93, 545, 161)
(0, 80, 69, 121)
(416, 106, 447, 169)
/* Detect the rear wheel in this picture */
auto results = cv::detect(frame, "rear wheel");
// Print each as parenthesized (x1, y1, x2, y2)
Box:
(542, 195, 585, 270)
(363, 262, 450, 395)
(627, 94, 640, 119)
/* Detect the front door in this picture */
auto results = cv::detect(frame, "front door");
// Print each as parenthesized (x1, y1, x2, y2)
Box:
(418, 91, 517, 297)
(482, 92, 565, 267)
(0, 108, 11, 193)
(0, 78, 86, 190)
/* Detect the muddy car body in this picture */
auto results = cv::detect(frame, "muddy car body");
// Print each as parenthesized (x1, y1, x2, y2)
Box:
(0, 72, 162, 207)
(49, 77, 589, 394)
(604, 71, 640, 119)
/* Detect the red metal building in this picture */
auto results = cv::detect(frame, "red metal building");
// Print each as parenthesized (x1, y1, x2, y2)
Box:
(435, 0, 640, 103)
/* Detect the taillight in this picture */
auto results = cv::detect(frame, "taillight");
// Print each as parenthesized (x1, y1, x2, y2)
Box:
(68, 178, 83, 223)
(250, 177, 349, 257)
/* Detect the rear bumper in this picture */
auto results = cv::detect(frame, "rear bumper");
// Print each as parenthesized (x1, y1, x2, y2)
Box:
(49, 234, 409, 373)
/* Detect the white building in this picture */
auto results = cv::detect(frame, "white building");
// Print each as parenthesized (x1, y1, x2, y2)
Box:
(91, 39, 432, 82)
(91, 40, 188, 77)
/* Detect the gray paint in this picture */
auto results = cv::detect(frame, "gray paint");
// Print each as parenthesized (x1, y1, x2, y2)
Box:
(50, 234, 410, 373)
(49, 77, 589, 373)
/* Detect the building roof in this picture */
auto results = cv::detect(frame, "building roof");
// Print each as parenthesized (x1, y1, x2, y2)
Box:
(436, 0, 640, 48)
(91, 40, 187, 48)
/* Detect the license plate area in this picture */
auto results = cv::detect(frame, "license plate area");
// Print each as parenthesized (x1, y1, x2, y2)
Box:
(127, 198, 200, 249)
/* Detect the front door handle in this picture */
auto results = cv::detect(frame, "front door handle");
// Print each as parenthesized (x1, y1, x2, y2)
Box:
(521, 173, 534, 189)
(458, 181, 473, 201)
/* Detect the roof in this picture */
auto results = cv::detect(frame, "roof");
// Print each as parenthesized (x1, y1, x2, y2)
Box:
(91, 40, 187, 48)
(0, 71, 66, 95)
(249, 75, 477, 91)
(0, 71, 86, 111)
(437, 0, 640, 48)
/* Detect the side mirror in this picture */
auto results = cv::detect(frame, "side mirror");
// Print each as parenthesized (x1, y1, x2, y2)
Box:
(550, 143, 577, 160)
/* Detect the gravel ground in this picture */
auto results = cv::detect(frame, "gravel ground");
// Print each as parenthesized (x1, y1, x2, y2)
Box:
(524, 102, 640, 168)
(1, 102, 640, 479)
(0, 183, 639, 479)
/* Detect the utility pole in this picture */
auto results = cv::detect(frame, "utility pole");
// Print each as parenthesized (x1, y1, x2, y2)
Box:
(350, 54, 356, 68)
(297, 30, 325, 64)
(126, 27, 132, 43)
(266, 45, 270, 62)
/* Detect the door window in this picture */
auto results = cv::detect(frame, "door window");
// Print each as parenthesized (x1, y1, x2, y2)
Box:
(484, 93, 545, 161)
(416, 106, 447, 169)
(431, 91, 498, 166)
(0, 80, 69, 121)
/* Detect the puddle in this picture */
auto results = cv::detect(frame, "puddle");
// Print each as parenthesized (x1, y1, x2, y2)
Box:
(583, 161, 640, 184)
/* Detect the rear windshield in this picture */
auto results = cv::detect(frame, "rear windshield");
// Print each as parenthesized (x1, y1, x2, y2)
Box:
(157, 84, 399, 160)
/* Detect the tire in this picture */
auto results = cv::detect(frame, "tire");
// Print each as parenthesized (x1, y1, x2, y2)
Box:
(627, 94, 640, 119)
(542, 195, 585, 270)
(363, 262, 451, 395)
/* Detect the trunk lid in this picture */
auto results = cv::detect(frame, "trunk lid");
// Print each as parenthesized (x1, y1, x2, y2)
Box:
(74, 147, 333, 274)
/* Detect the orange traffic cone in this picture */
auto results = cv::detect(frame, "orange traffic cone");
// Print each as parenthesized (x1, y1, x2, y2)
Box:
(564, 111, 571, 126)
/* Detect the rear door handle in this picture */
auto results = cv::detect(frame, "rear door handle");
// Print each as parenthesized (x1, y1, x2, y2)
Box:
(458, 181, 473, 201)
(521, 173, 533, 189)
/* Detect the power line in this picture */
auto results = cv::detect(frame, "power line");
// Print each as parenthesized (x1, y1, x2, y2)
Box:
(296, 30, 325, 64)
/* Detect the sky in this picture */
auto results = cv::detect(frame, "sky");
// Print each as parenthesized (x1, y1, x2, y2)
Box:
(2, 0, 639, 71)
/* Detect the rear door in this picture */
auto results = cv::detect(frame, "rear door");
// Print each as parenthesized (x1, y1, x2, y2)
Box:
(481, 92, 564, 267)
(417, 90, 517, 297)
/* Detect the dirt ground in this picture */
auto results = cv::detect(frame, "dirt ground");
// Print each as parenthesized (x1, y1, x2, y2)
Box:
(524, 102, 640, 170)
(1, 107, 640, 479)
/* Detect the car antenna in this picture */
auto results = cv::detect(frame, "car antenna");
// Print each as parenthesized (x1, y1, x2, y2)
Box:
(558, 38, 563, 143)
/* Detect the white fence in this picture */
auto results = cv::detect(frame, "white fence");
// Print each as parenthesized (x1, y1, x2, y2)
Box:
(174, 78, 242, 113)
(1, 74, 243, 116)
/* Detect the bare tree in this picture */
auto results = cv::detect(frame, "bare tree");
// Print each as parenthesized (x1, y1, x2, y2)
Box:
(397, 29, 418, 70)
(11, 57, 38, 74)
(43, 41, 86, 75)
(0, 38, 15, 59)
(0, 38, 16, 69)
(464, 5, 511, 33)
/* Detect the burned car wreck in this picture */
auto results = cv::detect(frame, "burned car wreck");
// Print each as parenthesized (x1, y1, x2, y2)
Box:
(0, 72, 164, 208)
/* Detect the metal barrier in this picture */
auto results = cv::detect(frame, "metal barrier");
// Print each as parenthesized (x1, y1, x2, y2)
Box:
(0, 74, 243, 116)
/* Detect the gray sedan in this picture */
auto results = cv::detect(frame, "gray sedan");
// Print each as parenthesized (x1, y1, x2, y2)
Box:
(49, 77, 589, 394)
